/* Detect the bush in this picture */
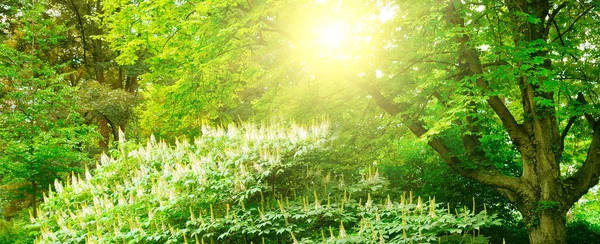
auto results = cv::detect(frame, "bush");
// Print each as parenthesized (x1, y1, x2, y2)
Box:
(0, 218, 35, 244)
(567, 220, 600, 244)
(33, 123, 500, 243)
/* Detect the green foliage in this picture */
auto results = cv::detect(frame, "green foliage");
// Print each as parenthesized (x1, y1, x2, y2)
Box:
(78, 80, 138, 134)
(379, 137, 530, 243)
(571, 189, 600, 227)
(97, 0, 284, 137)
(0, 219, 35, 244)
(0, 0, 98, 213)
(34, 124, 499, 243)
(565, 189, 600, 244)
(566, 220, 600, 244)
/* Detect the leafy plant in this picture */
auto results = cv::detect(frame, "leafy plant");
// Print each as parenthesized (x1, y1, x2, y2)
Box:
(566, 220, 600, 244)
(0, 219, 35, 244)
(33, 123, 499, 243)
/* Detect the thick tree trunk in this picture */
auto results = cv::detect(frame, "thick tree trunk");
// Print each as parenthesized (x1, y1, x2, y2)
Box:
(517, 148, 569, 244)
(527, 210, 566, 244)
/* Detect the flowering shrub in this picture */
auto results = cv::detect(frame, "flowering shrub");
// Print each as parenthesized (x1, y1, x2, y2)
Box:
(33, 123, 499, 243)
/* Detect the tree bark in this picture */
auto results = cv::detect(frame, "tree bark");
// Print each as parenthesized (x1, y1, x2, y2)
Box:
(516, 154, 569, 244)
(527, 209, 566, 244)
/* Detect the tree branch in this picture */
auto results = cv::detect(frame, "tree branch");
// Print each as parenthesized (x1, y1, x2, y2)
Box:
(245, 0, 529, 197)
(564, 122, 600, 207)
(0, 51, 22, 68)
(545, 2, 569, 29)
(482, 60, 509, 68)
(161, 10, 196, 51)
(552, 20, 580, 61)
(352, 78, 526, 193)
(353, 81, 401, 116)
(551, 5, 594, 43)
(235, 2, 296, 42)
(69, 0, 88, 67)
(576, 92, 597, 127)
(99, 113, 118, 144)
(560, 116, 576, 149)
(390, 52, 453, 81)
(445, 0, 530, 148)
(497, 188, 520, 206)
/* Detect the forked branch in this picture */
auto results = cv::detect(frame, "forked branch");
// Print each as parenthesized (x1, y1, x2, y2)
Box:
(445, 0, 530, 151)
(564, 122, 600, 206)
(352, 79, 526, 193)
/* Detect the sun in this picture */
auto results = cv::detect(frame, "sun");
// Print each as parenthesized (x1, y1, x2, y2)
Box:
(314, 21, 349, 49)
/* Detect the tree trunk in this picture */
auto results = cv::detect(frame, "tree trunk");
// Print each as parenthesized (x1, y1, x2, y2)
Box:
(98, 116, 110, 151)
(526, 209, 566, 244)
(92, 1, 105, 85)
(517, 147, 569, 244)
(30, 180, 37, 218)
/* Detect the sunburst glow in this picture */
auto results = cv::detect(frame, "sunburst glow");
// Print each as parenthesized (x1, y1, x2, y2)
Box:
(314, 22, 348, 49)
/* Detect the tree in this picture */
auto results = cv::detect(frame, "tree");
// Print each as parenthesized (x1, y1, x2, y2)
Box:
(43, 0, 142, 150)
(97, 0, 299, 138)
(98, 0, 600, 242)
(352, 1, 600, 243)
(0, 0, 97, 217)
